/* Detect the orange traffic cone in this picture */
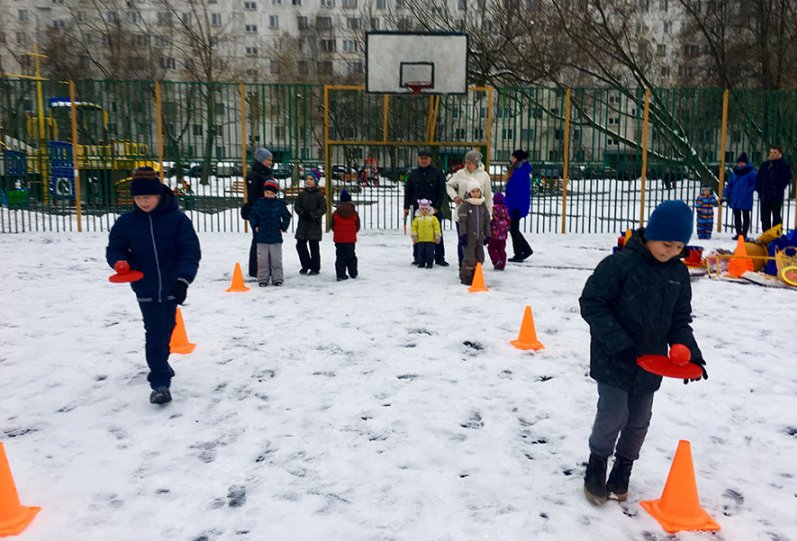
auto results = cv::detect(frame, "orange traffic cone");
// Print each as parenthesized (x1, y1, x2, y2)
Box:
(169, 307, 196, 355)
(510, 305, 545, 351)
(640, 440, 720, 534)
(468, 262, 489, 293)
(0, 443, 40, 537)
(226, 262, 250, 292)
(727, 235, 754, 278)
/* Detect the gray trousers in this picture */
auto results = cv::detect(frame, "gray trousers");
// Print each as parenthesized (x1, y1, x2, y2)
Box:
(460, 240, 485, 283)
(588, 383, 655, 461)
(256, 243, 284, 284)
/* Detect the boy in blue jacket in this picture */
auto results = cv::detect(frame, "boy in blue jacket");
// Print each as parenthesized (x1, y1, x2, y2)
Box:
(249, 180, 292, 287)
(579, 200, 708, 505)
(106, 167, 201, 405)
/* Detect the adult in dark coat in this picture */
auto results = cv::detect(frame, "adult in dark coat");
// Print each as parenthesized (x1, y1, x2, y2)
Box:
(724, 152, 756, 239)
(504, 149, 533, 262)
(403, 149, 449, 266)
(755, 145, 792, 231)
(294, 173, 327, 274)
(243, 147, 273, 277)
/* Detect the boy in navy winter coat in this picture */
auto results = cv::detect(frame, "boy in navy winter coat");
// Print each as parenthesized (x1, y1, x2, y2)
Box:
(249, 180, 292, 287)
(579, 200, 708, 505)
(106, 167, 201, 405)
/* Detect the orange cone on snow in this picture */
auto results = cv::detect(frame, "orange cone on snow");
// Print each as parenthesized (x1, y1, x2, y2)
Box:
(226, 262, 250, 292)
(640, 440, 720, 534)
(468, 262, 489, 293)
(0, 443, 40, 537)
(169, 307, 196, 355)
(727, 235, 754, 278)
(510, 305, 545, 351)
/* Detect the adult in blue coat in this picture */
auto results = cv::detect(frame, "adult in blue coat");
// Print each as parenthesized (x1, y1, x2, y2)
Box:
(724, 152, 756, 239)
(504, 149, 533, 262)
(755, 145, 792, 231)
(106, 168, 201, 404)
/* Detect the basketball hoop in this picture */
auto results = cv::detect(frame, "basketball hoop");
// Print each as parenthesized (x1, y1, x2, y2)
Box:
(403, 81, 433, 95)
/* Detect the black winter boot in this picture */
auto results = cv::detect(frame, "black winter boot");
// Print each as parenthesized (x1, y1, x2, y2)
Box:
(606, 456, 634, 501)
(584, 454, 608, 505)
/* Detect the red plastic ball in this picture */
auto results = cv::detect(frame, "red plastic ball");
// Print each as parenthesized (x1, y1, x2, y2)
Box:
(669, 344, 691, 366)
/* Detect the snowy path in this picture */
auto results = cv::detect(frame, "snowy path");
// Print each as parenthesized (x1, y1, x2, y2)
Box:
(0, 231, 794, 541)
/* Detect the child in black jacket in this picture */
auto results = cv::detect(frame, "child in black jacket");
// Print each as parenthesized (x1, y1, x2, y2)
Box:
(579, 200, 708, 505)
(106, 167, 201, 405)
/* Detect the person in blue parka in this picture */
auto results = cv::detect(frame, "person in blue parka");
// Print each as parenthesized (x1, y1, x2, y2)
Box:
(106, 167, 201, 405)
(724, 152, 756, 240)
(504, 149, 534, 262)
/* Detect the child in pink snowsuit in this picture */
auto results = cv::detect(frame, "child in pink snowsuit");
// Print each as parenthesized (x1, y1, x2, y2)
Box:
(488, 192, 511, 270)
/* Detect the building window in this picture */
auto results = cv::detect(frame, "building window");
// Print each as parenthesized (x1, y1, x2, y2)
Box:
(244, 1, 257, 9)
(128, 11, 142, 24)
(53, 19, 66, 29)
(520, 128, 535, 140)
(342, 0, 357, 7)
(347, 61, 362, 74)
(269, 15, 279, 28)
(18, 10, 29, 21)
(321, 39, 336, 52)
(317, 61, 333, 75)
(211, 13, 222, 26)
(502, 129, 514, 140)
(16, 32, 28, 45)
(657, 44, 666, 56)
(376, 0, 386, 8)
(661, 65, 671, 77)
(684, 44, 699, 57)
(292, 0, 302, 4)
(370, 18, 380, 29)
(396, 0, 406, 8)
(245, 46, 258, 56)
(663, 21, 672, 34)
(272, 0, 282, 4)
(0, 32, 5, 44)
(342, 39, 357, 53)
(473, 128, 484, 140)
(316, 17, 332, 30)
(157, 12, 172, 25)
(298, 61, 308, 74)
(271, 60, 280, 74)
(660, 0, 669, 10)
(454, 128, 466, 139)
(160, 57, 176, 70)
(297, 16, 308, 29)
(347, 17, 361, 29)
(154, 36, 168, 48)
(132, 35, 149, 46)
(192, 124, 203, 136)
(245, 24, 257, 32)
(457, 0, 465, 9)
(320, 0, 335, 6)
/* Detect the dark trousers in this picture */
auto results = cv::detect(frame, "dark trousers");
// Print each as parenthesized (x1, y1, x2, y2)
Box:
(248, 232, 258, 277)
(456, 222, 464, 266)
(296, 239, 320, 272)
(588, 383, 655, 461)
(415, 242, 435, 268)
(335, 242, 358, 279)
(760, 199, 783, 232)
(487, 237, 507, 269)
(509, 209, 532, 258)
(138, 301, 177, 390)
(732, 209, 751, 238)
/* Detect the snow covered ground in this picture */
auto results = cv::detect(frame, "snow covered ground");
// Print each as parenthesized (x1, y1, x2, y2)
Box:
(1, 231, 794, 541)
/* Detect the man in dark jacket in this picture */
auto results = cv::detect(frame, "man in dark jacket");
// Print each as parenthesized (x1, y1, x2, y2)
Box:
(244, 147, 273, 277)
(294, 172, 326, 275)
(106, 167, 201, 405)
(403, 149, 449, 266)
(579, 200, 707, 505)
(755, 145, 792, 231)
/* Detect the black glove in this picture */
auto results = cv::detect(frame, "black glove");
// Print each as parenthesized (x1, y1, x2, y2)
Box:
(459, 235, 468, 247)
(483, 236, 491, 246)
(171, 278, 189, 305)
(683, 359, 708, 384)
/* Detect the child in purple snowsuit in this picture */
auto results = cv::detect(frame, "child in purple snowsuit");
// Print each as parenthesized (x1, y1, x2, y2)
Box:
(488, 192, 511, 270)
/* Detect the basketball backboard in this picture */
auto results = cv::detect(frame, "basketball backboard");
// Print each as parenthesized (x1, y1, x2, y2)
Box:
(366, 32, 468, 95)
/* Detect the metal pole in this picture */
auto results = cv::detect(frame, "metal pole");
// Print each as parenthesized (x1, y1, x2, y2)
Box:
(639, 88, 651, 228)
(560, 88, 571, 234)
(33, 44, 48, 206)
(154, 81, 164, 183)
(637, 89, 651, 228)
(239, 83, 248, 233)
(717, 88, 729, 233)
(484, 86, 494, 171)
(382, 95, 389, 143)
(68, 80, 82, 232)
(324, 85, 332, 231)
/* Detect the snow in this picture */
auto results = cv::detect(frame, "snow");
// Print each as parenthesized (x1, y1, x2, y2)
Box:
(1, 231, 795, 541)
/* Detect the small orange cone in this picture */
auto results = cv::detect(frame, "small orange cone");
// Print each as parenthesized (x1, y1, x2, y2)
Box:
(468, 262, 489, 293)
(510, 305, 545, 351)
(169, 307, 196, 355)
(640, 440, 720, 534)
(0, 443, 40, 537)
(226, 262, 250, 292)
(727, 235, 754, 278)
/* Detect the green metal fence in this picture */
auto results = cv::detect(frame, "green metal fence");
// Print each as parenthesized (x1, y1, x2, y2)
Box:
(2, 78, 795, 235)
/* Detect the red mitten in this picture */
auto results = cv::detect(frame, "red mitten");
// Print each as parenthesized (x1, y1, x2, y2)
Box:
(114, 260, 130, 274)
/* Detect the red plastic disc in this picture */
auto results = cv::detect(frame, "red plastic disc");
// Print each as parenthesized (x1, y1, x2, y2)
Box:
(109, 270, 144, 283)
(637, 355, 703, 379)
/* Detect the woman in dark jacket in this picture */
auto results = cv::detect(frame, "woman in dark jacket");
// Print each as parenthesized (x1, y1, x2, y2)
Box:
(295, 172, 327, 274)
(243, 147, 273, 277)
(724, 152, 756, 239)
(504, 149, 534, 262)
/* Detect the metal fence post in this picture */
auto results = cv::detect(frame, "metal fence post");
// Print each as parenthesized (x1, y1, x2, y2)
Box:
(560, 88, 571, 234)
(68, 81, 82, 232)
(638, 88, 651, 229)
(484, 86, 494, 171)
(717, 88, 729, 232)
(154, 81, 164, 183)
(239, 83, 248, 233)
(324, 85, 332, 230)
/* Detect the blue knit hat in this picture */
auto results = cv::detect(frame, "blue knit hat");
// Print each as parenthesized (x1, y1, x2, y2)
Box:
(645, 200, 693, 244)
(130, 167, 162, 196)
(340, 189, 351, 202)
